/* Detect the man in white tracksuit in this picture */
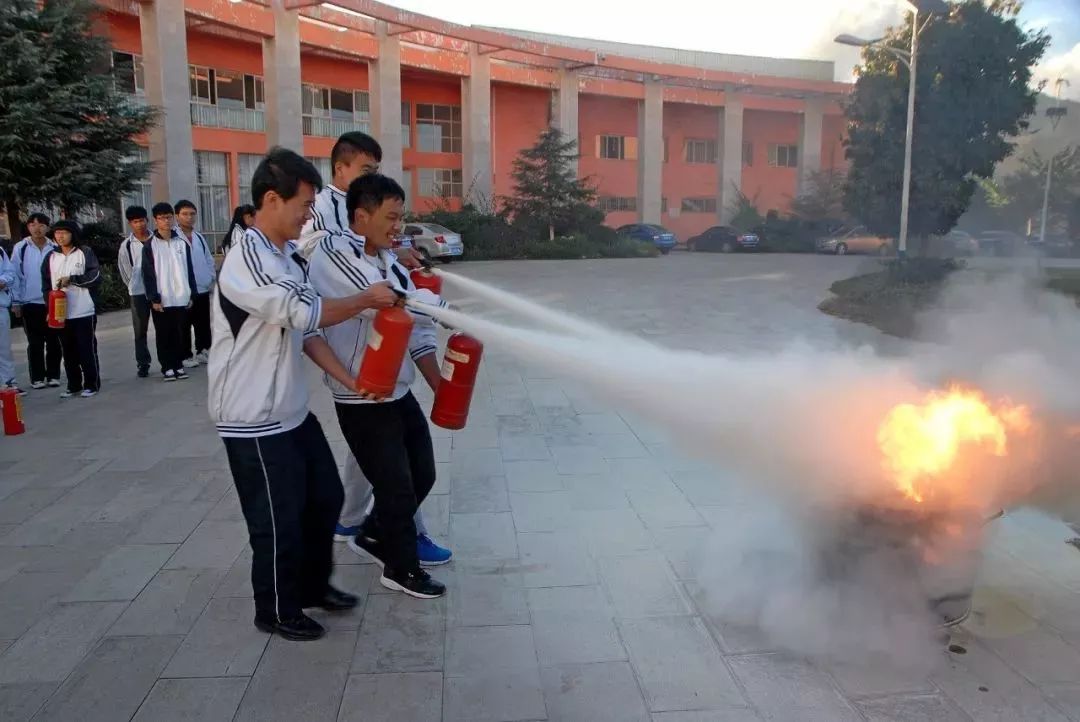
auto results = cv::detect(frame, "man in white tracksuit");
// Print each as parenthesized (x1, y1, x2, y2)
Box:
(174, 199, 217, 366)
(118, 205, 153, 377)
(142, 202, 198, 382)
(11, 212, 62, 389)
(0, 244, 19, 394)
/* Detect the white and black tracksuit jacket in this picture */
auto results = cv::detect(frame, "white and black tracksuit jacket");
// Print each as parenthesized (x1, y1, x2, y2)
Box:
(306, 230, 446, 404)
(207, 228, 322, 438)
(296, 184, 349, 259)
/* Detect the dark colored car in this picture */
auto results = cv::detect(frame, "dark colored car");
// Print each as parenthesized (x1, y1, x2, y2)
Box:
(616, 223, 678, 254)
(976, 230, 1024, 257)
(686, 226, 760, 253)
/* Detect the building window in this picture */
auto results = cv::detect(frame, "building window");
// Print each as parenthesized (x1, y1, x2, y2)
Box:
(237, 153, 263, 207)
(661, 197, 668, 213)
(189, 65, 265, 131)
(416, 104, 462, 153)
(194, 151, 231, 248)
(681, 197, 718, 213)
(302, 84, 370, 137)
(306, 157, 333, 187)
(112, 51, 144, 96)
(742, 141, 753, 167)
(120, 146, 152, 214)
(599, 135, 627, 160)
(768, 144, 799, 168)
(596, 196, 637, 212)
(401, 102, 411, 149)
(685, 138, 719, 164)
(418, 168, 463, 198)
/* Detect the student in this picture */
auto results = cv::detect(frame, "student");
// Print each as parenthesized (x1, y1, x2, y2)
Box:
(142, 202, 197, 382)
(174, 199, 216, 366)
(117, 205, 153, 377)
(297, 131, 450, 566)
(11, 213, 61, 389)
(42, 220, 101, 398)
(223, 204, 255, 252)
(208, 147, 400, 641)
(0, 243, 19, 394)
(308, 173, 447, 600)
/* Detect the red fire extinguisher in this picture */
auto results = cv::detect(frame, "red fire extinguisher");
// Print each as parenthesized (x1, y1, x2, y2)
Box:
(355, 307, 414, 398)
(410, 268, 442, 295)
(0, 387, 26, 436)
(47, 288, 67, 329)
(431, 333, 484, 430)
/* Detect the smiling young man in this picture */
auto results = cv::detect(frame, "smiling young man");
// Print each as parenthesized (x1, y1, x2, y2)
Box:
(307, 173, 448, 599)
(11, 213, 61, 389)
(209, 147, 401, 641)
(117, 206, 153, 377)
(142, 203, 197, 382)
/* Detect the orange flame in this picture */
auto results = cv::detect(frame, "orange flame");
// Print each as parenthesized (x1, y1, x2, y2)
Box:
(877, 387, 1030, 504)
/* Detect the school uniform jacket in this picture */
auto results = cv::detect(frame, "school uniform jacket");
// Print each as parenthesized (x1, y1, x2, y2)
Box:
(307, 229, 446, 405)
(142, 230, 197, 308)
(11, 237, 56, 305)
(117, 233, 148, 296)
(296, 184, 349, 259)
(41, 246, 101, 319)
(207, 228, 322, 439)
(177, 227, 217, 294)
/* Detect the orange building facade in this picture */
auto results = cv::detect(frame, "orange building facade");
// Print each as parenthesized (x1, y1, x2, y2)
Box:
(102, 0, 850, 244)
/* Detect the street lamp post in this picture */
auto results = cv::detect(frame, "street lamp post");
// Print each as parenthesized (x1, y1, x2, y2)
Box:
(836, 0, 949, 260)
(1038, 79, 1070, 247)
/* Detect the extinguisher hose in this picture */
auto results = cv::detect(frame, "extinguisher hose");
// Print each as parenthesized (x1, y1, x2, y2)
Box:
(405, 298, 457, 331)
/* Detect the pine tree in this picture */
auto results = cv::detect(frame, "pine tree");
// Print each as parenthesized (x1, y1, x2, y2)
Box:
(0, 0, 157, 230)
(504, 127, 598, 241)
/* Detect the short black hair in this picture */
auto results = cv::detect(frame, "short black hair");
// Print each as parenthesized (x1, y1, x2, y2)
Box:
(124, 205, 147, 221)
(331, 132, 382, 172)
(346, 174, 406, 221)
(26, 212, 51, 225)
(174, 199, 197, 213)
(151, 202, 175, 218)
(250, 147, 323, 210)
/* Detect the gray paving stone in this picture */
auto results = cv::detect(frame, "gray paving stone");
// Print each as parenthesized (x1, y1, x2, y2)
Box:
(234, 628, 355, 722)
(0, 487, 67, 525)
(510, 490, 575, 532)
(650, 711, 763, 721)
(162, 597, 269, 678)
(562, 473, 630, 510)
(109, 568, 225, 636)
(338, 672, 443, 722)
(132, 677, 250, 722)
(727, 653, 868, 722)
(627, 488, 706, 529)
(500, 435, 552, 461)
(450, 473, 510, 513)
(1042, 682, 1080, 720)
(443, 669, 547, 722)
(450, 424, 500, 450)
(420, 492, 451, 539)
(64, 543, 177, 602)
(855, 692, 973, 722)
(0, 682, 56, 722)
(450, 446, 504, 478)
(0, 601, 126, 683)
(590, 432, 650, 459)
(1, 497, 98, 547)
(577, 508, 655, 557)
(34, 634, 182, 721)
(447, 561, 529, 627)
(529, 586, 626, 666)
(213, 547, 254, 598)
(352, 594, 445, 673)
(446, 624, 539, 676)
(551, 445, 610, 475)
(982, 620, 1080, 685)
(517, 532, 597, 588)
(163, 518, 248, 569)
(449, 512, 519, 561)
(0, 571, 76, 639)
(542, 661, 651, 722)
(618, 616, 746, 712)
(650, 526, 711, 580)
(826, 657, 935, 699)
(504, 459, 565, 493)
(598, 553, 693, 618)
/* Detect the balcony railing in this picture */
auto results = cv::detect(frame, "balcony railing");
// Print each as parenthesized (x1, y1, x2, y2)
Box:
(302, 115, 370, 138)
(190, 103, 265, 132)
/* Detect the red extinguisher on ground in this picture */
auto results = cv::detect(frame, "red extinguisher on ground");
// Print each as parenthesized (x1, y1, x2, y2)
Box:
(47, 288, 66, 329)
(410, 267, 442, 295)
(431, 333, 484, 430)
(355, 306, 414, 398)
(0, 388, 26, 436)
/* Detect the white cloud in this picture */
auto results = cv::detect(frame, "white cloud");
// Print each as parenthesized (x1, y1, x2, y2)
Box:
(1034, 41, 1080, 100)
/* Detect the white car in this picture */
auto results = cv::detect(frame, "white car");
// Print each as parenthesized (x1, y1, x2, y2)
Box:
(402, 223, 464, 262)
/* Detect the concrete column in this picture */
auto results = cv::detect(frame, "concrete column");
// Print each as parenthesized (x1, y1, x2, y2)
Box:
(262, 0, 303, 153)
(717, 93, 744, 223)
(552, 70, 580, 173)
(798, 96, 825, 196)
(138, 0, 195, 203)
(461, 45, 493, 205)
(368, 21, 403, 182)
(637, 78, 663, 224)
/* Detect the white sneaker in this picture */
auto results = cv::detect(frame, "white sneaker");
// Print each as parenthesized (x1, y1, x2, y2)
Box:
(46, 379, 61, 388)
(60, 390, 75, 399)
(31, 381, 46, 390)
(196, 350, 210, 364)
(80, 389, 98, 398)
(182, 357, 200, 368)
(164, 370, 177, 382)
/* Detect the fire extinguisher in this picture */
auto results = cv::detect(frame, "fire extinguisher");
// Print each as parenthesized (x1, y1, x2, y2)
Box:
(47, 288, 67, 329)
(431, 333, 484, 430)
(0, 387, 26, 436)
(355, 306, 414, 398)
(410, 267, 442, 295)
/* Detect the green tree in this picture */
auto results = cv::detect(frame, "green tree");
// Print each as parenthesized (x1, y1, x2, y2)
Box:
(726, 185, 763, 231)
(0, 0, 157, 230)
(790, 169, 847, 222)
(503, 127, 599, 241)
(999, 146, 1080, 231)
(843, 0, 1048, 252)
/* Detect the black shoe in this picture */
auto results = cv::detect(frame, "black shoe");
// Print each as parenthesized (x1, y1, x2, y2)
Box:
(137, 367, 149, 378)
(380, 567, 446, 599)
(305, 586, 359, 612)
(253, 613, 325, 641)
(347, 534, 386, 568)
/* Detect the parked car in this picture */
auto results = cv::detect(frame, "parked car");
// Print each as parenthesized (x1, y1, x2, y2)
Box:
(402, 222, 464, 262)
(392, 231, 413, 253)
(943, 230, 979, 256)
(816, 226, 893, 256)
(976, 230, 1024, 257)
(686, 226, 760, 253)
(616, 223, 678, 254)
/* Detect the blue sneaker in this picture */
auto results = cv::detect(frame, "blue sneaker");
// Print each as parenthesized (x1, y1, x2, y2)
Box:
(417, 534, 452, 566)
(334, 523, 360, 542)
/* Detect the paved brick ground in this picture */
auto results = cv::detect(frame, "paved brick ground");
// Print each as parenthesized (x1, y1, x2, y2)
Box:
(1, 254, 1079, 721)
